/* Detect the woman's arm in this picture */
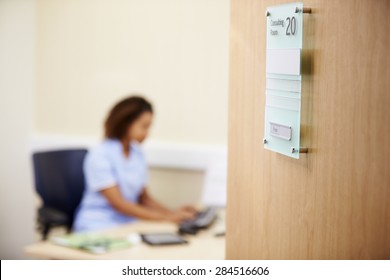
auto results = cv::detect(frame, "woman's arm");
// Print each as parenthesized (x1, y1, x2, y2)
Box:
(100, 185, 194, 223)
(138, 188, 173, 214)
(101, 186, 165, 220)
(140, 188, 198, 216)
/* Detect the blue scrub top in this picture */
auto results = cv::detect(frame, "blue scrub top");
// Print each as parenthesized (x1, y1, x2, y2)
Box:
(73, 139, 148, 232)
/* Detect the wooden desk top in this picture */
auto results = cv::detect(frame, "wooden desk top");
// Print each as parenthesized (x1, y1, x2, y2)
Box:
(24, 210, 225, 260)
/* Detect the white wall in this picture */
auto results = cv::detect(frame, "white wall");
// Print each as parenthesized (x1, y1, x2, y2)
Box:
(35, 0, 230, 145)
(33, 0, 230, 217)
(0, 0, 36, 259)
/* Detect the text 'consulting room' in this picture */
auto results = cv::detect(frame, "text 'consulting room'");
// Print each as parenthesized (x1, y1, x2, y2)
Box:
(1, 0, 390, 279)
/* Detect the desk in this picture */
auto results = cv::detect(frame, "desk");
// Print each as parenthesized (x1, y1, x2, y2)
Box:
(25, 210, 225, 259)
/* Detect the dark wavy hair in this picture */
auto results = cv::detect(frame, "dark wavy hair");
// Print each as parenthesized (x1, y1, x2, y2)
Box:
(104, 96, 153, 139)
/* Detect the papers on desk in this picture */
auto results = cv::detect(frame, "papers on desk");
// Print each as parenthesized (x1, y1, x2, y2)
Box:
(51, 233, 141, 254)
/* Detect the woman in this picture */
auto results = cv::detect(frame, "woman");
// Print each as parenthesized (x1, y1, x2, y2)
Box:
(73, 96, 197, 232)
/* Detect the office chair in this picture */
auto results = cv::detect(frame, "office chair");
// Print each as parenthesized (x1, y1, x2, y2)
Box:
(32, 149, 88, 240)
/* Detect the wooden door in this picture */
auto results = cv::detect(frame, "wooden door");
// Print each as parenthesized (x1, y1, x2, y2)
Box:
(227, 0, 390, 259)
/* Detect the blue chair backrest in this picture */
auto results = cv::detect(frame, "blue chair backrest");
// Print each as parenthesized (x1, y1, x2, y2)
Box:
(32, 149, 88, 224)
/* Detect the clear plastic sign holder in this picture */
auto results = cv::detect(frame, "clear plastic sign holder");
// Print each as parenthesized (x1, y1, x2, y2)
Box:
(263, 2, 310, 159)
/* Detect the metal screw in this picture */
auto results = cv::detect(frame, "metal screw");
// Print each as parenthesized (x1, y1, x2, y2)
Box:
(291, 147, 296, 153)
(296, 7, 312, 14)
(300, 147, 308, 153)
(263, 138, 267, 144)
(265, 10, 270, 17)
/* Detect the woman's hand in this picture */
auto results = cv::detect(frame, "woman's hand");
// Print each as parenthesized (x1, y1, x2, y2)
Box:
(166, 209, 196, 224)
(179, 205, 198, 215)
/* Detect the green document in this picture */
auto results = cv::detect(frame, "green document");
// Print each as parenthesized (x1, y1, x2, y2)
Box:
(51, 233, 135, 254)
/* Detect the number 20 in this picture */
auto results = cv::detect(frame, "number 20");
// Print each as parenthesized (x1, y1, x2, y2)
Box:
(286, 16, 296, 35)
